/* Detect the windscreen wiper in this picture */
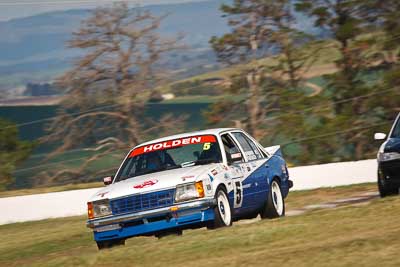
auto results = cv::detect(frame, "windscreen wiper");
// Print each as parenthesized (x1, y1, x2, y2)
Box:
(180, 159, 218, 167)
(181, 161, 196, 168)
(195, 159, 219, 165)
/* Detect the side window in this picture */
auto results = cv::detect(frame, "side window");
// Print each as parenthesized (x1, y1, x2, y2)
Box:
(259, 146, 269, 158)
(232, 132, 262, 161)
(245, 135, 265, 159)
(221, 133, 244, 164)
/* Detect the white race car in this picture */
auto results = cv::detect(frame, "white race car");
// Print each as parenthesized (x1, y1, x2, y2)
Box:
(87, 128, 293, 249)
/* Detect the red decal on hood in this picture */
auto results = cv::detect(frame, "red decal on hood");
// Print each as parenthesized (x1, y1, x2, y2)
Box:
(97, 191, 109, 198)
(129, 135, 217, 157)
(181, 175, 195, 181)
(133, 179, 158, 189)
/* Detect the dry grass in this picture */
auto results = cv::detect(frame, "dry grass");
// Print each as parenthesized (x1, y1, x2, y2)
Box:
(2, 183, 398, 267)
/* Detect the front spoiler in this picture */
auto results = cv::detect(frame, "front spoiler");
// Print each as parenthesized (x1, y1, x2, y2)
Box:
(87, 198, 215, 229)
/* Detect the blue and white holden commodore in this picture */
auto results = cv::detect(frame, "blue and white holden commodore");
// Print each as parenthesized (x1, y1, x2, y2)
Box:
(87, 128, 293, 249)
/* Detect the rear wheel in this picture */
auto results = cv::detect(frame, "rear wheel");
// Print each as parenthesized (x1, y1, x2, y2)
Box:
(207, 188, 232, 229)
(96, 238, 125, 250)
(260, 179, 285, 219)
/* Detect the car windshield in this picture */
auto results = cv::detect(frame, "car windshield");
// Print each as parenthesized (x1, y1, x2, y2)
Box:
(392, 117, 400, 138)
(115, 135, 222, 182)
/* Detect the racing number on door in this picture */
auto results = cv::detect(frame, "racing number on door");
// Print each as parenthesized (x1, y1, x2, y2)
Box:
(234, 180, 243, 208)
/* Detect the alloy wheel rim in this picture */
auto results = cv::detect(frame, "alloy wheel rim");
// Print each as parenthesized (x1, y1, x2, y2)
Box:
(271, 181, 283, 215)
(217, 191, 231, 225)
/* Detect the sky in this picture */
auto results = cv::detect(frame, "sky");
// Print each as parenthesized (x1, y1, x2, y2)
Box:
(0, 0, 207, 21)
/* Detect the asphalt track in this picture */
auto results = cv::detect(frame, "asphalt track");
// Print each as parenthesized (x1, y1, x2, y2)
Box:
(0, 159, 378, 225)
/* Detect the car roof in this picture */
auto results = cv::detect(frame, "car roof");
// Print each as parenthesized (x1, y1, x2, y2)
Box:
(135, 128, 241, 148)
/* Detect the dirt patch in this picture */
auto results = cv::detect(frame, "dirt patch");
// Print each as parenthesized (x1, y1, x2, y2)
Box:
(238, 190, 381, 224)
(305, 82, 323, 96)
(287, 192, 380, 216)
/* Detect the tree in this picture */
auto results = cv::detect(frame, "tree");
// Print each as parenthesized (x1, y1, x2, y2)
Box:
(0, 118, 33, 190)
(208, 0, 325, 150)
(364, 0, 400, 129)
(295, 0, 394, 160)
(295, 0, 370, 109)
(359, 0, 400, 65)
(370, 0, 400, 86)
(41, 3, 184, 185)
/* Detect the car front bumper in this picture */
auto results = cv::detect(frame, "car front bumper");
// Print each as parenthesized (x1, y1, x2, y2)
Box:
(87, 198, 215, 242)
(378, 159, 400, 186)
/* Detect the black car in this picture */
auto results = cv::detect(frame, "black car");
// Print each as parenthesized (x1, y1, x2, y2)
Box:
(375, 113, 400, 197)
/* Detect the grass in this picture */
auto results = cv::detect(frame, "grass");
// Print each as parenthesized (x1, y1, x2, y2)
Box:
(2, 183, 398, 267)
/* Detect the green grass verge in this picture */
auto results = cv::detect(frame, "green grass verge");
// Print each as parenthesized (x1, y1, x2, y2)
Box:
(2, 183, 397, 267)
(14, 149, 125, 189)
(0, 182, 102, 198)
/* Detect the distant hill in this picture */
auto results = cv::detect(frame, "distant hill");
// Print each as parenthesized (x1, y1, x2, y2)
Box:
(0, 1, 229, 91)
(0, 0, 324, 93)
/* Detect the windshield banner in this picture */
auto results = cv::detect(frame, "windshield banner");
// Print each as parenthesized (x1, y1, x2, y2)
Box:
(129, 135, 217, 157)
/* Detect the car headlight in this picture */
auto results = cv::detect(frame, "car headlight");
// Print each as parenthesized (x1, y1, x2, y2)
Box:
(175, 181, 205, 203)
(87, 199, 112, 219)
(378, 152, 400, 162)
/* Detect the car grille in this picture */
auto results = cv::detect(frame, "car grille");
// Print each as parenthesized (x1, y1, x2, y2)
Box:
(110, 189, 175, 215)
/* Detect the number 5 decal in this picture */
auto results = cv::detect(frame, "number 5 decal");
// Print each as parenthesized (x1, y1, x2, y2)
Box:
(233, 180, 243, 208)
(203, 142, 211, 150)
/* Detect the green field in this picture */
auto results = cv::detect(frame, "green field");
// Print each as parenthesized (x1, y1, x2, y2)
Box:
(168, 41, 340, 86)
(0, 102, 213, 188)
(0, 103, 211, 144)
(3, 183, 400, 267)
(0, 181, 102, 198)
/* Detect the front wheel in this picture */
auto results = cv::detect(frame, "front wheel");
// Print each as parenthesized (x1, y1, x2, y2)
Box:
(207, 188, 232, 229)
(378, 174, 398, 198)
(260, 179, 285, 219)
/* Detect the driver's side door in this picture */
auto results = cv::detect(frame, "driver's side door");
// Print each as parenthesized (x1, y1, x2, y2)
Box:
(220, 133, 245, 212)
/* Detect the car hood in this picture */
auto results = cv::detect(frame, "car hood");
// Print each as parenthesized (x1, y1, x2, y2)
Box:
(384, 138, 400, 153)
(89, 163, 220, 202)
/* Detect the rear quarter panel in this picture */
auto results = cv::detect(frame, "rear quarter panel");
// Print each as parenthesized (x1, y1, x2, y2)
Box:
(267, 151, 290, 198)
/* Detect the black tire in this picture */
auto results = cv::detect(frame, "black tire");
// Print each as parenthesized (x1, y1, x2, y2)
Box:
(378, 174, 398, 198)
(260, 179, 285, 219)
(96, 238, 125, 250)
(207, 187, 232, 229)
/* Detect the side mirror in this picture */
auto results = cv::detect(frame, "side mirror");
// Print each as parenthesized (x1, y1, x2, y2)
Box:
(374, 133, 387, 140)
(103, 176, 113, 186)
(227, 147, 243, 164)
